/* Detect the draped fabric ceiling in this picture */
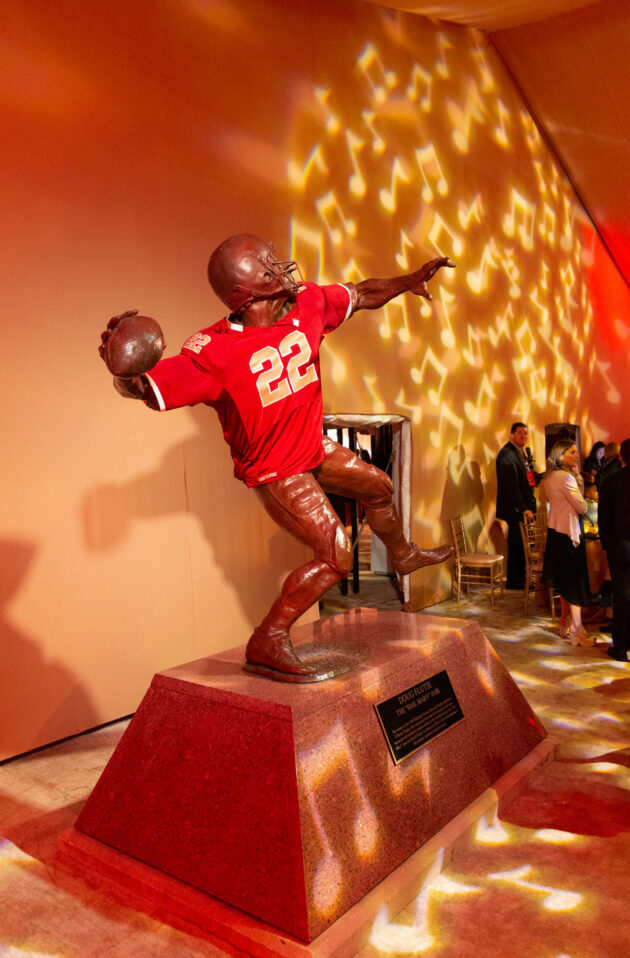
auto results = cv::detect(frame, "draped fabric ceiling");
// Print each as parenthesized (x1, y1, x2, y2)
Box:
(365, 0, 630, 288)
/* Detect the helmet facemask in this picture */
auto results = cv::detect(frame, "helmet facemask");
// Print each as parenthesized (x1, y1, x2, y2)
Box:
(233, 244, 304, 311)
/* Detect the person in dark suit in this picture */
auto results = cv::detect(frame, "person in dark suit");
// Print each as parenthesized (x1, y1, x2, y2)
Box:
(496, 422, 537, 589)
(598, 437, 630, 662)
(597, 441, 622, 489)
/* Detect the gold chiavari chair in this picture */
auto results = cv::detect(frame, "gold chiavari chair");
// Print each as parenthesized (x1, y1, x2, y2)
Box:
(520, 511, 558, 617)
(450, 515, 504, 607)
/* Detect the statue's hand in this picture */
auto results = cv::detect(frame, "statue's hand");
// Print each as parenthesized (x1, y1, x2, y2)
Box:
(407, 257, 455, 300)
(98, 309, 139, 362)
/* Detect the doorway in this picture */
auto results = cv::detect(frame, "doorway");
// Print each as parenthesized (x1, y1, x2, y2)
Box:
(322, 414, 412, 603)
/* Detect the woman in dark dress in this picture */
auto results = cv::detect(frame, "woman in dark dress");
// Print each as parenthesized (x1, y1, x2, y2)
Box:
(542, 440, 596, 647)
(583, 440, 605, 484)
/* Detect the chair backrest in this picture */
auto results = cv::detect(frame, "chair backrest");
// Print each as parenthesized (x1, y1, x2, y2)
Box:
(532, 509, 548, 533)
(450, 515, 469, 559)
(521, 512, 547, 555)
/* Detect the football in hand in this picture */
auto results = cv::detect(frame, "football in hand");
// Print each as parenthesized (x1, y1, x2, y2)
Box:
(103, 314, 166, 378)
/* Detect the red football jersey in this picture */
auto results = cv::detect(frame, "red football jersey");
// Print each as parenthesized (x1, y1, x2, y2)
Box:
(145, 282, 355, 486)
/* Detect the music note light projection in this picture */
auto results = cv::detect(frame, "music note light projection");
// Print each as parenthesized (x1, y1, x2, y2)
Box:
(314, 85, 341, 134)
(358, 42, 397, 104)
(370, 855, 584, 952)
(346, 129, 367, 197)
(379, 157, 412, 212)
(415, 143, 448, 203)
(288, 145, 327, 189)
(466, 237, 500, 293)
(369, 848, 482, 954)
(286, 10, 629, 607)
(316, 189, 357, 245)
(447, 77, 486, 153)
(362, 109, 387, 154)
(457, 192, 485, 230)
(475, 809, 510, 844)
(493, 98, 511, 147)
(298, 718, 379, 916)
(407, 62, 433, 111)
(489, 865, 583, 911)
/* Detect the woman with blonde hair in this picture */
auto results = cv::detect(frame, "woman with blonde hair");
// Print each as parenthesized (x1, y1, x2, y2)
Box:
(542, 440, 596, 647)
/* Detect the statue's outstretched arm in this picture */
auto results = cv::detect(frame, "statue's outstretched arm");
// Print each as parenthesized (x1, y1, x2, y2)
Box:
(353, 256, 454, 311)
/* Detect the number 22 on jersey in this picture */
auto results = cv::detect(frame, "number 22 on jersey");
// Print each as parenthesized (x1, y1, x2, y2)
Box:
(249, 330, 318, 408)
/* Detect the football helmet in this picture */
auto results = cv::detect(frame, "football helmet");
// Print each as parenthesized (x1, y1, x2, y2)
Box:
(207, 234, 304, 314)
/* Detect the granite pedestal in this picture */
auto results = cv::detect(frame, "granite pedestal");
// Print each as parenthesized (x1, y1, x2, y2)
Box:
(59, 610, 547, 948)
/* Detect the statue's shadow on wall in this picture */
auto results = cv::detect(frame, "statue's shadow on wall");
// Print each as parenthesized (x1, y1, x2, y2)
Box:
(439, 443, 509, 565)
(439, 444, 485, 546)
(81, 405, 302, 628)
(0, 539, 98, 756)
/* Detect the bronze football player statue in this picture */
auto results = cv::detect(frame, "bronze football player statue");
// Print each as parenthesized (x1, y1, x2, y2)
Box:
(100, 234, 455, 682)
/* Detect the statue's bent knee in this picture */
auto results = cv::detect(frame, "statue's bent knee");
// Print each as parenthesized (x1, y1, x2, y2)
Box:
(363, 468, 394, 505)
(321, 525, 353, 577)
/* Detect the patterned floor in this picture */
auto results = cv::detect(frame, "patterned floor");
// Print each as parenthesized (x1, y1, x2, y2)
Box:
(1, 576, 629, 957)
